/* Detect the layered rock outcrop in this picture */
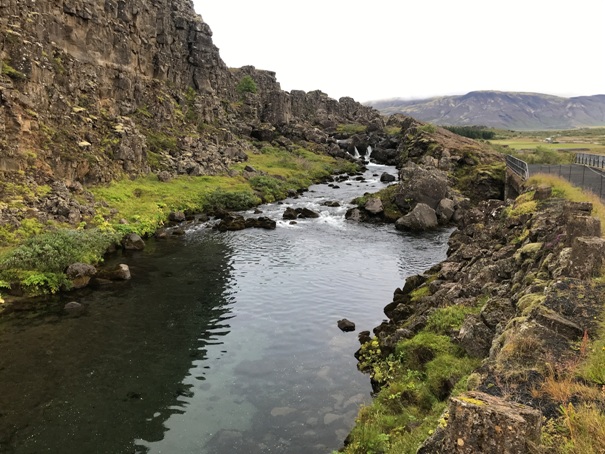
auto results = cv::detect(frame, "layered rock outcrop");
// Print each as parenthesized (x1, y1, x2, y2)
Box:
(0, 0, 381, 233)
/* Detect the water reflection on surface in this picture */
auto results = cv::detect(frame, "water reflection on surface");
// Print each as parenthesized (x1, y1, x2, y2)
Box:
(0, 164, 452, 453)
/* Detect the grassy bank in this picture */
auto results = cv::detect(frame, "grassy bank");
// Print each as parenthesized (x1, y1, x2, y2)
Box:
(527, 173, 605, 235)
(0, 145, 358, 297)
(341, 293, 483, 453)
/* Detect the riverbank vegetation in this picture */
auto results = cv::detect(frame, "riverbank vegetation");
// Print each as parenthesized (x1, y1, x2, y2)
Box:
(0, 144, 358, 297)
(344, 299, 482, 453)
(489, 127, 605, 162)
(527, 174, 605, 235)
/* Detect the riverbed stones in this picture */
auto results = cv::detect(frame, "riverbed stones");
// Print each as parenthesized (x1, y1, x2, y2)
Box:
(215, 214, 276, 231)
(283, 207, 298, 220)
(282, 207, 320, 220)
(345, 208, 363, 222)
(97, 264, 131, 281)
(380, 172, 396, 182)
(270, 407, 296, 417)
(63, 301, 83, 313)
(168, 211, 186, 223)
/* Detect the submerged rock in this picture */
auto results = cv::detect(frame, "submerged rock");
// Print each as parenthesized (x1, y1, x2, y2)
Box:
(64, 301, 84, 314)
(97, 264, 131, 281)
(337, 319, 356, 332)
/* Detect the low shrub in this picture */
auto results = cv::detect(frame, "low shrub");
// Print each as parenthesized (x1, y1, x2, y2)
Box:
(203, 189, 260, 213)
(249, 175, 287, 202)
(0, 228, 119, 274)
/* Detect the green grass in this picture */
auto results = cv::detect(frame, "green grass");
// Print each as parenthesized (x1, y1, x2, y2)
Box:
(493, 140, 604, 151)
(89, 146, 354, 236)
(0, 228, 120, 294)
(425, 304, 482, 335)
(526, 174, 605, 235)
(0, 145, 356, 296)
(336, 123, 367, 134)
(345, 329, 479, 453)
(91, 174, 254, 236)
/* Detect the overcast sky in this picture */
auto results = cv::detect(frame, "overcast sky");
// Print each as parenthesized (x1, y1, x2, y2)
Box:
(193, 1, 605, 103)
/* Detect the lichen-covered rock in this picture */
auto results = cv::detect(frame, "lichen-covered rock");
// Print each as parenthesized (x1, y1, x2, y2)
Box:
(395, 203, 438, 231)
(458, 315, 493, 358)
(566, 236, 605, 278)
(396, 162, 450, 211)
(418, 392, 542, 454)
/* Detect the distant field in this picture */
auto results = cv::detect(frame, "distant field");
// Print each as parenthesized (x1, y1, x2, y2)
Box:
(492, 138, 605, 155)
(489, 127, 605, 154)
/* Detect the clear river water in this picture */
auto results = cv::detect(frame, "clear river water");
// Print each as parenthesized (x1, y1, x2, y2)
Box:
(0, 163, 452, 454)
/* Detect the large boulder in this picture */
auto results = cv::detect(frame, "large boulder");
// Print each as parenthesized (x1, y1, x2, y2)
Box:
(395, 203, 438, 231)
(566, 236, 605, 278)
(380, 172, 397, 183)
(345, 207, 364, 222)
(436, 198, 456, 224)
(396, 162, 450, 211)
(122, 233, 145, 251)
(283, 207, 299, 220)
(65, 263, 97, 289)
(418, 392, 542, 454)
(458, 315, 493, 358)
(364, 198, 384, 215)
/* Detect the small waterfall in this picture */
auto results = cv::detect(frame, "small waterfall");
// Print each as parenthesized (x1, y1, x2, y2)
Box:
(364, 146, 373, 160)
(353, 147, 361, 159)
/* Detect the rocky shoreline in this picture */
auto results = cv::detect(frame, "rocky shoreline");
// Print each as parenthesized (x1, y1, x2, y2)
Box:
(343, 184, 605, 452)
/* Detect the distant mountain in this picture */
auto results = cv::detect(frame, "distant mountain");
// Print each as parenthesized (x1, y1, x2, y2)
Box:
(366, 91, 605, 130)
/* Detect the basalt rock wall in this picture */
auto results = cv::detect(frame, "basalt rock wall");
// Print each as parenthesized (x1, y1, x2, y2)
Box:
(0, 0, 381, 228)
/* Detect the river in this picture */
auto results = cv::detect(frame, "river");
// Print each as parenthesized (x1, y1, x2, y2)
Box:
(0, 163, 452, 454)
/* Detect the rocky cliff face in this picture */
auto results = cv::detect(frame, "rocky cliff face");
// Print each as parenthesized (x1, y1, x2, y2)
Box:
(0, 0, 381, 230)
